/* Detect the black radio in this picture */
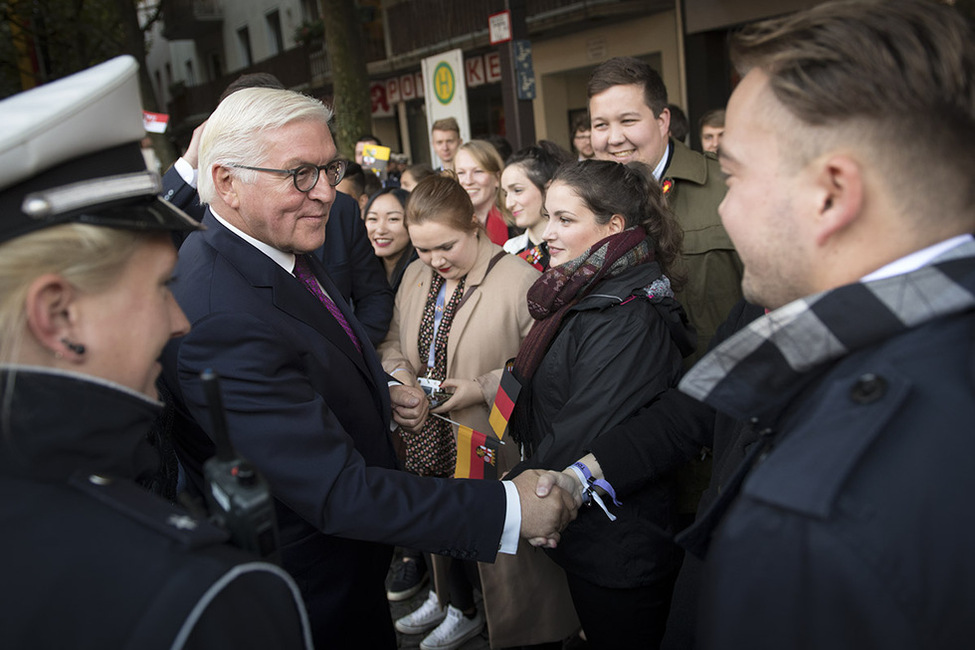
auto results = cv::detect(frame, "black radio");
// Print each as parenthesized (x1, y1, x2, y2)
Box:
(201, 370, 281, 563)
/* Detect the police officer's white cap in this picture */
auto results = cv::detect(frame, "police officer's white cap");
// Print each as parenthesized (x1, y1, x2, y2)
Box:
(0, 55, 201, 244)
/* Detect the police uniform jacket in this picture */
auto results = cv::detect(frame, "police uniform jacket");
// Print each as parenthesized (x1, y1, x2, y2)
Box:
(0, 366, 311, 650)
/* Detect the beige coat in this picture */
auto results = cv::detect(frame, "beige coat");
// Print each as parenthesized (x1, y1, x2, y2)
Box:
(378, 235, 579, 647)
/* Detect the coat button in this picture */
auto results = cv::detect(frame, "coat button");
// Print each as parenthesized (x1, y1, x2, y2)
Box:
(850, 373, 887, 404)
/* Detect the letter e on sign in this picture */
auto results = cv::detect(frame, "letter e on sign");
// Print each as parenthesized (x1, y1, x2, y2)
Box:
(486, 52, 501, 83)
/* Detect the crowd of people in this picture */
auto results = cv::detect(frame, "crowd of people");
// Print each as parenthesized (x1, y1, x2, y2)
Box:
(1, 1, 974, 649)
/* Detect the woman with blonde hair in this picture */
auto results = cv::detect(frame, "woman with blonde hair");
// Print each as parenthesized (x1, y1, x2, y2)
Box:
(454, 140, 509, 246)
(0, 57, 310, 649)
(380, 174, 577, 650)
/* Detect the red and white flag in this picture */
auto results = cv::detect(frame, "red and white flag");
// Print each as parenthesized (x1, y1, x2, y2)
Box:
(143, 111, 169, 134)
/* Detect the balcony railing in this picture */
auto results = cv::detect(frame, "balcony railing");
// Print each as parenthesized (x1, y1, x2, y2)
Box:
(385, 0, 671, 58)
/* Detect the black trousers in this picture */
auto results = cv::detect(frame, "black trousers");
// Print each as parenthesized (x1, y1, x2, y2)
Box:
(444, 556, 480, 611)
(565, 570, 678, 650)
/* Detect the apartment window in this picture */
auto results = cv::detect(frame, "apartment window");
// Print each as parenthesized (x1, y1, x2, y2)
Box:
(301, 0, 319, 22)
(238, 26, 253, 67)
(208, 51, 223, 80)
(266, 10, 284, 56)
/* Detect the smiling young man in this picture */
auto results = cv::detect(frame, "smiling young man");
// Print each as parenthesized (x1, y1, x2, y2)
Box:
(431, 117, 462, 171)
(588, 57, 743, 364)
(674, 1, 975, 647)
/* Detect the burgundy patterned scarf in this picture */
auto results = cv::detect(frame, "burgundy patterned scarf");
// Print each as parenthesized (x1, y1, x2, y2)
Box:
(512, 227, 653, 382)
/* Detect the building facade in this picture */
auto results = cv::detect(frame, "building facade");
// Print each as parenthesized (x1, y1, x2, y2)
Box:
(148, 0, 823, 162)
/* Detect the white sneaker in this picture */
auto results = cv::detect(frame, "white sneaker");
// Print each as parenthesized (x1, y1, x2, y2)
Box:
(419, 605, 485, 650)
(394, 590, 446, 635)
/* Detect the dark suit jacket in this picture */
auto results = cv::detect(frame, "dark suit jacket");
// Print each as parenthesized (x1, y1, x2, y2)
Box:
(161, 166, 393, 344)
(312, 192, 392, 345)
(162, 165, 204, 223)
(161, 212, 506, 648)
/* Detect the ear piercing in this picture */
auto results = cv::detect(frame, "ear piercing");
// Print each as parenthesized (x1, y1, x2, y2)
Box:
(60, 338, 86, 355)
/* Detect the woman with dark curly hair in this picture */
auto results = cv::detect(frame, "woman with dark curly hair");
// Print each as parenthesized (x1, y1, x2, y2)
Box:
(508, 159, 695, 650)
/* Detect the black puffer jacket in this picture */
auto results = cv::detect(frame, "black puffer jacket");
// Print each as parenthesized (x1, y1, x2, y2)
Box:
(512, 262, 695, 588)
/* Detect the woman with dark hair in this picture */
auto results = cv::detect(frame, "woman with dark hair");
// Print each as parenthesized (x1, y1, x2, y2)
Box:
(379, 175, 577, 650)
(509, 160, 695, 650)
(363, 187, 416, 292)
(400, 163, 435, 192)
(501, 140, 573, 271)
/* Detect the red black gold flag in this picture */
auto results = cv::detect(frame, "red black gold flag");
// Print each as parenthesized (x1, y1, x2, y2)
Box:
(488, 366, 521, 440)
(455, 425, 499, 480)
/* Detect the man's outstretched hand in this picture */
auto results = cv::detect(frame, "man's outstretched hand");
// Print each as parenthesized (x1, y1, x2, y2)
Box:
(509, 470, 582, 548)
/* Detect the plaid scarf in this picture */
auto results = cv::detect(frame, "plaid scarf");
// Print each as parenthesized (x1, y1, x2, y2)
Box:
(680, 239, 975, 418)
(513, 227, 653, 383)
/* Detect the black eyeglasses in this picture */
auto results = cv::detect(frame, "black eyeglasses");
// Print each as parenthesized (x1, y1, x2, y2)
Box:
(230, 160, 347, 192)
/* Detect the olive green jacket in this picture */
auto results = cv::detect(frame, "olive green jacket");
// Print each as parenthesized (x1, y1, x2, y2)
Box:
(665, 139, 744, 365)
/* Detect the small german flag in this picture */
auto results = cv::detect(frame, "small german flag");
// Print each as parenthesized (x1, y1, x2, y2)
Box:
(488, 364, 521, 440)
(455, 425, 499, 480)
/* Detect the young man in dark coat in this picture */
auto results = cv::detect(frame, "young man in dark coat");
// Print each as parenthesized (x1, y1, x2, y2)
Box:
(684, 3, 975, 645)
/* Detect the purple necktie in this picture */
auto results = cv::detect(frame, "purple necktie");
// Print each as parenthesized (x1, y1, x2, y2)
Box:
(293, 254, 362, 353)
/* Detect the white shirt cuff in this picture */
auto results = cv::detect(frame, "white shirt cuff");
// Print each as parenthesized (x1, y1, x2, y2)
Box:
(174, 157, 198, 188)
(498, 481, 521, 555)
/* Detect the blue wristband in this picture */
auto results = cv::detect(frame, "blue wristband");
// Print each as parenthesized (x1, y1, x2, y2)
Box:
(571, 462, 622, 506)
(570, 461, 621, 522)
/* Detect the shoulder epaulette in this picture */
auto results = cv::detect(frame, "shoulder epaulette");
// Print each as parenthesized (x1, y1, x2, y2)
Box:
(68, 472, 228, 548)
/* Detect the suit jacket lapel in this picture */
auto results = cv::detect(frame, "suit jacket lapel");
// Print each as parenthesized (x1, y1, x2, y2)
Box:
(201, 212, 378, 389)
